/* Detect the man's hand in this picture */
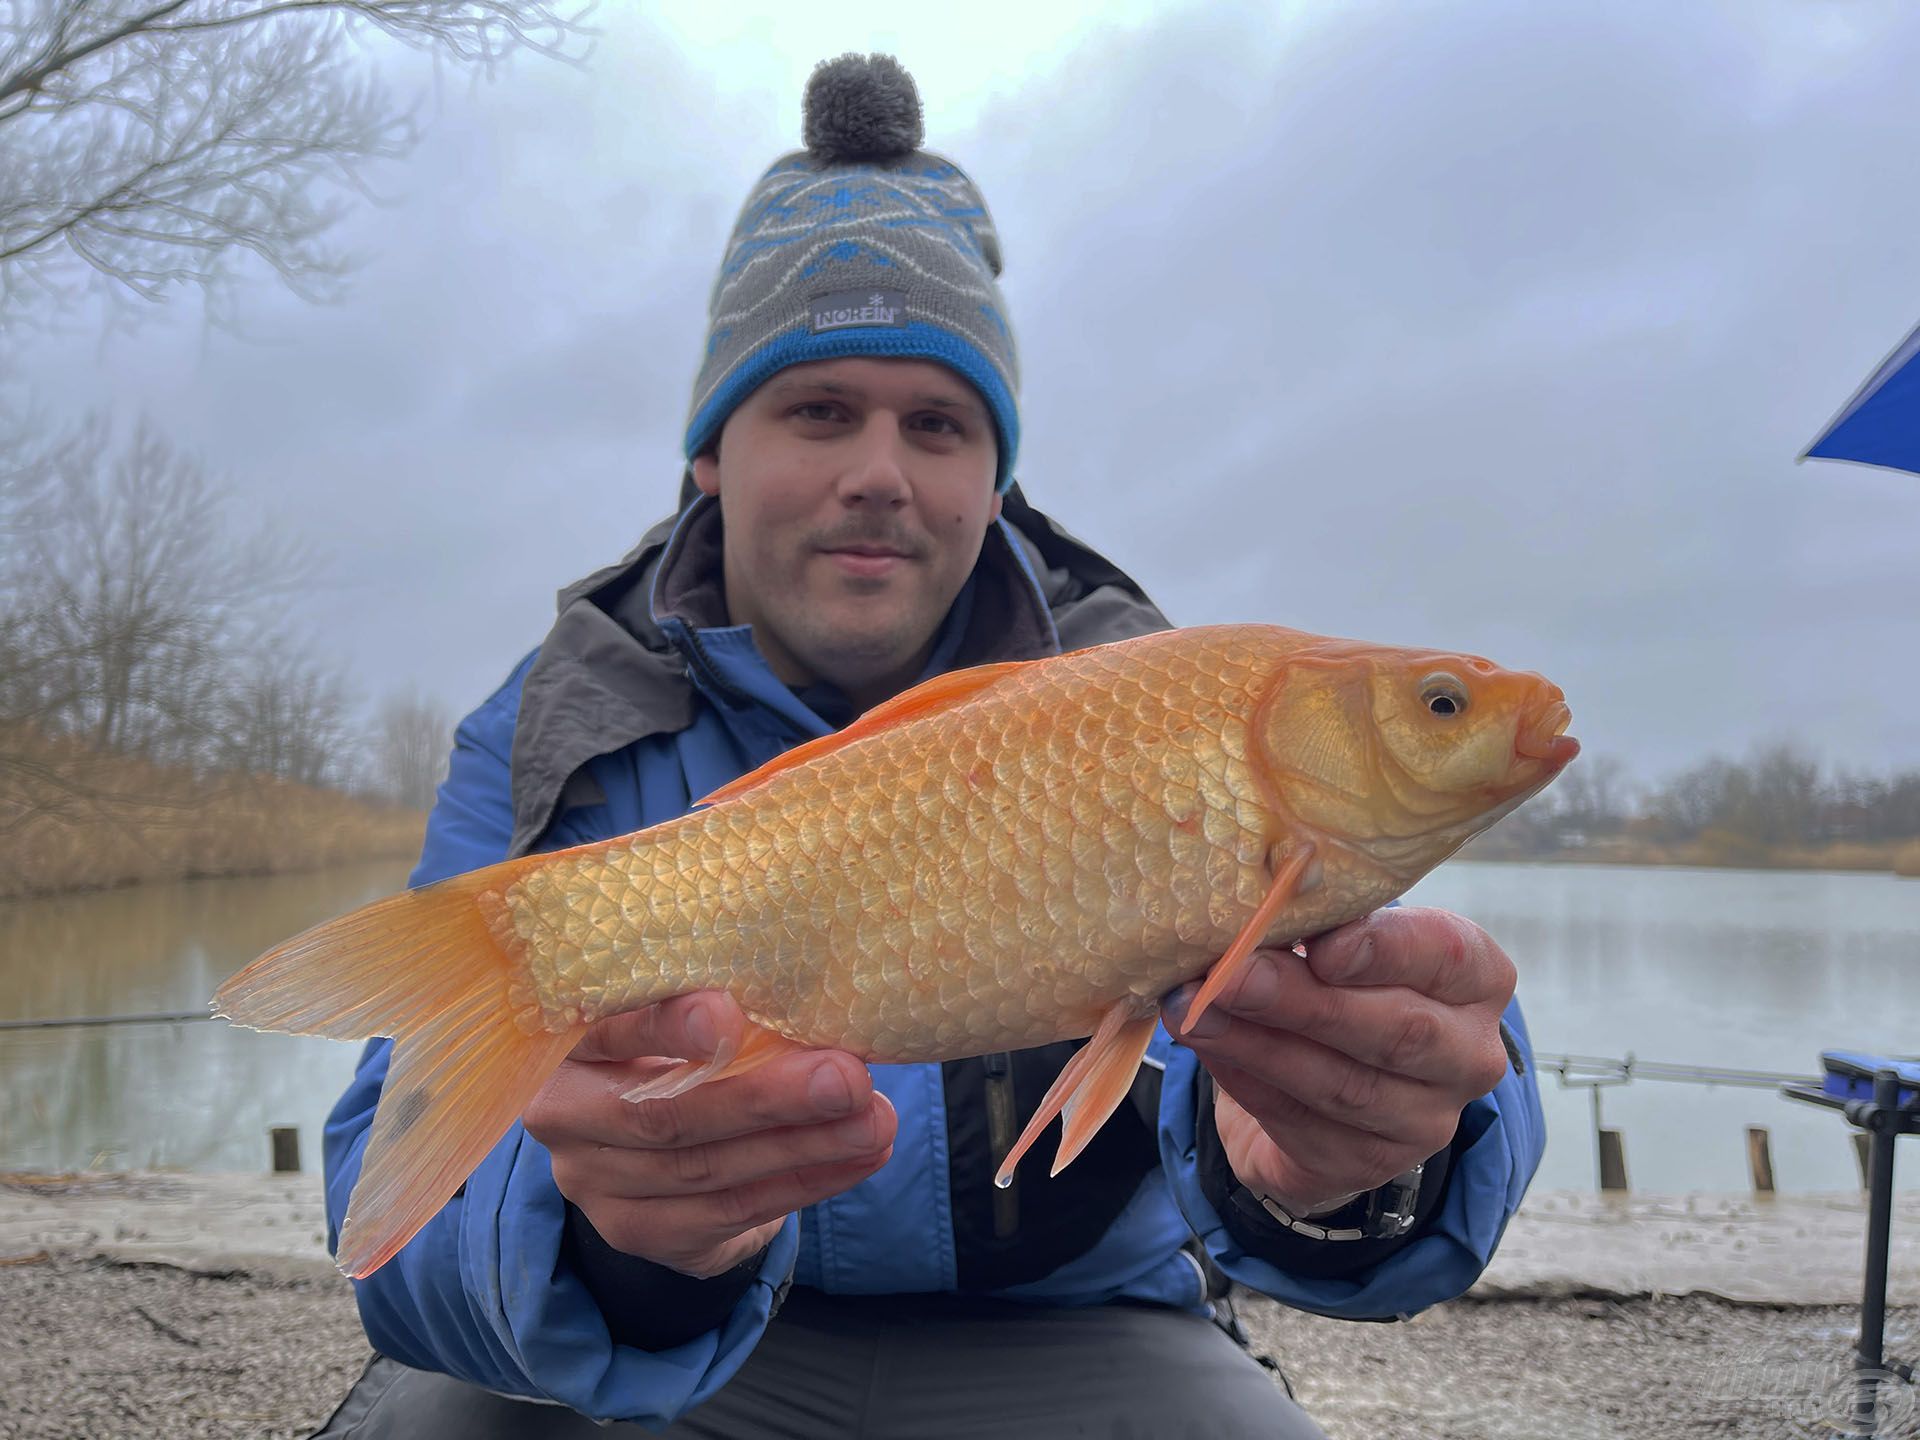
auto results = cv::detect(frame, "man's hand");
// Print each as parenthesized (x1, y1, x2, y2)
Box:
(523, 991, 896, 1278)
(1162, 907, 1515, 1217)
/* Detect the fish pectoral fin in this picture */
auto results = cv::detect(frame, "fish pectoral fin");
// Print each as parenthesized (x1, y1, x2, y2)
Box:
(1178, 842, 1319, 1037)
(993, 1002, 1160, 1188)
(619, 1020, 814, 1103)
(695, 660, 1027, 808)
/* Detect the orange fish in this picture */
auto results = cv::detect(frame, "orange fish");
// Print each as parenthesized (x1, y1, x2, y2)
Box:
(214, 624, 1576, 1277)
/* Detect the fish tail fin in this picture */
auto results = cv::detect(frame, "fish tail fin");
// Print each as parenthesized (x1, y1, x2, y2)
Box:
(211, 864, 585, 1278)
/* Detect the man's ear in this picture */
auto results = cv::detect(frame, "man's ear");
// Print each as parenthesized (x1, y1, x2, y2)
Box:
(692, 451, 721, 497)
(989, 490, 1003, 523)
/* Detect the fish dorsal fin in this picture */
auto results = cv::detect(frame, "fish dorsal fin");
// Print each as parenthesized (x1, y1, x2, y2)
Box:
(695, 659, 1028, 808)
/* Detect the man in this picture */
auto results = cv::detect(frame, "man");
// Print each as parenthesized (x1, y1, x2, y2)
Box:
(315, 54, 1544, 1439)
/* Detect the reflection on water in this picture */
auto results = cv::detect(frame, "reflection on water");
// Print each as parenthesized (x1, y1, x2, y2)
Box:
(0, 862, 410, 1173)
(1405, 863, 1920, 1193)
(0, 860, 1916, 1193)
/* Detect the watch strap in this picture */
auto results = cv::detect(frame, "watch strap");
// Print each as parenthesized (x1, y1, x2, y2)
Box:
(1255, 1162, 1426, 1242)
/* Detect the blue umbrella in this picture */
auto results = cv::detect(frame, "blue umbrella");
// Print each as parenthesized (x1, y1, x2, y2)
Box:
(1801, 316, 1920, 476)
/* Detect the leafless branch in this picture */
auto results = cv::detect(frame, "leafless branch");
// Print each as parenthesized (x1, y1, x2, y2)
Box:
(0, 0, 589, 326)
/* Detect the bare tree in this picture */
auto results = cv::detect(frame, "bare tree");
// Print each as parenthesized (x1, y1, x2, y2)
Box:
(0, 412, 112, 747)
(372, 684, 449, 808)
(2, 415, 306, 754)
(0, 0, 583, 327)
(1647, 756, 1737, 840)
(1547, 752, 1632, 836)
(0, 413, 364, 836)
(218, 646, 355, 784)
(1741, 743, 1821, 846)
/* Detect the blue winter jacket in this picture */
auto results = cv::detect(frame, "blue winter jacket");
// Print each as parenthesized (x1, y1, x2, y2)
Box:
(323, 486, 1547, 1426)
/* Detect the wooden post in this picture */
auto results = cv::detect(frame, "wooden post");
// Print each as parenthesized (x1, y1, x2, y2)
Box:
(270, 1126, 301, 1174)
(1746, 1125, 1776, 1194)
(1853, 1132, 1873, 1192)
(1597, 1128, 1629, 1192)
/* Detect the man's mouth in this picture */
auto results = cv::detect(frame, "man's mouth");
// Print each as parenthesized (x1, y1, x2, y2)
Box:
(819, 543, 913, 579)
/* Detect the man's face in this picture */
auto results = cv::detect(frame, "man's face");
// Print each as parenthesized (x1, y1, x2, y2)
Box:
(691, 356, 1002, 710)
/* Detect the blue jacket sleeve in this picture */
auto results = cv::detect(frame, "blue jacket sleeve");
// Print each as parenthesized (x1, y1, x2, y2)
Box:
(320, 651, 798, 1424)
(1155, 994, 1546, 1320)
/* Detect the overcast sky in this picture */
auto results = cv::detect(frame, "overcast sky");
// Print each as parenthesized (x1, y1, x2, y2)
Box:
(23, 0, 1920, 784)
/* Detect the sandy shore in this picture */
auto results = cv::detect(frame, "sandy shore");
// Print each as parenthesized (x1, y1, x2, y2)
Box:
(3, 1173, 1917, 1438)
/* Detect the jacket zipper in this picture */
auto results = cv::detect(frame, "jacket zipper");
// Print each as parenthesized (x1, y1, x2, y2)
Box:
(983, 1051, 1019, 1238)
(675, 623, 753, 708)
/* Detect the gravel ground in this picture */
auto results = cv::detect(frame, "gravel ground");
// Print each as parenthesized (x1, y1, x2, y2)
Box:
(0, 1256, 368, 1440)
(1241, 1290, 1920, 1439)
(3, 1254, 1917, 1440)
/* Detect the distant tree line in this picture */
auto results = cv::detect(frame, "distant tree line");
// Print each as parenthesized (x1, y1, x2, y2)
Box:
(1489, 747, 1920, 859)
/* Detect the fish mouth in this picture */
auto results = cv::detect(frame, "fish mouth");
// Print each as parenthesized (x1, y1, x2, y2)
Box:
(1515, 700, 1579, 766)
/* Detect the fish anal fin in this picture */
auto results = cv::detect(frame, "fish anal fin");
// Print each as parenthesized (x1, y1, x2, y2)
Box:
(993, 1001, 1159, 1189)
(1178, 842, 1319, 1037)
(620, 1020, 815, 1102)
(696, 660, 1027, 808)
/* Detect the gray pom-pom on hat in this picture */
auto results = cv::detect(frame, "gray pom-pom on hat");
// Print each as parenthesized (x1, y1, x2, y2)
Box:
(803, 53, 924, 161)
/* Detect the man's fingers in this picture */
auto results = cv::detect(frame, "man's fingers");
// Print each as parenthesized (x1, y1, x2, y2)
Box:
(583, 1095, 898, 1199)
(1184, 1024, 1455, 1147)
(530, 1048, 876, 1151)
(1205, 1069, 1422, 1203)
(1304, 908, 1516, 1008)
(599, 1149, 896, 1263)
(569, 991, 742, 1065)
(1166, 953, 1506, 1090)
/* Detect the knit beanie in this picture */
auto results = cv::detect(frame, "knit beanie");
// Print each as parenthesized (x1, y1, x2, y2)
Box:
(684, 54, 1020, 491)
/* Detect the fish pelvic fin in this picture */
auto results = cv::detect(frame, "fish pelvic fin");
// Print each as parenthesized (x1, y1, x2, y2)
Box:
(695, 659, 1027, 808)
(993, 1001, 1160, 1189)
(618, 1020, 816, 1103)
(1178, 841, 1319, 1037)
(211, 863, 586, 1279)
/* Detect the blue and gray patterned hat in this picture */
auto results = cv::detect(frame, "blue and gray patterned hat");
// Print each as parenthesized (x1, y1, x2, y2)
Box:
(684, 54, 1020, 491)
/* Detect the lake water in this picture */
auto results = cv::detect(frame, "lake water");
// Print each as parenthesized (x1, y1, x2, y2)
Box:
(0, 860, 1915, 1193)
(0, 862, 408, 1175)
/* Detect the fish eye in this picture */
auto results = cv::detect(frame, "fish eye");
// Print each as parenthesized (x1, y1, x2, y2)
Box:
(1419, 673, 1469, 718)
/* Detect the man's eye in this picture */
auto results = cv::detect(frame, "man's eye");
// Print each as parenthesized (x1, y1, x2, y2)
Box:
(793, 403, 843, 422)
(912, 413, 962, 436)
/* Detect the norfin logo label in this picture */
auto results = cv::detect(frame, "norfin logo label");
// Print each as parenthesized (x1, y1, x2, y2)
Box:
(809, 290, 908, 333)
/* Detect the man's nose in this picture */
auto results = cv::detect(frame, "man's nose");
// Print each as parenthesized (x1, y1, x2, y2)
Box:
(835, 421, 911, 506)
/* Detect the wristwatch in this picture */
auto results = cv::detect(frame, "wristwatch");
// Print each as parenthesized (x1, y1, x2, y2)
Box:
(1254, 1162, 1426, 1241)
